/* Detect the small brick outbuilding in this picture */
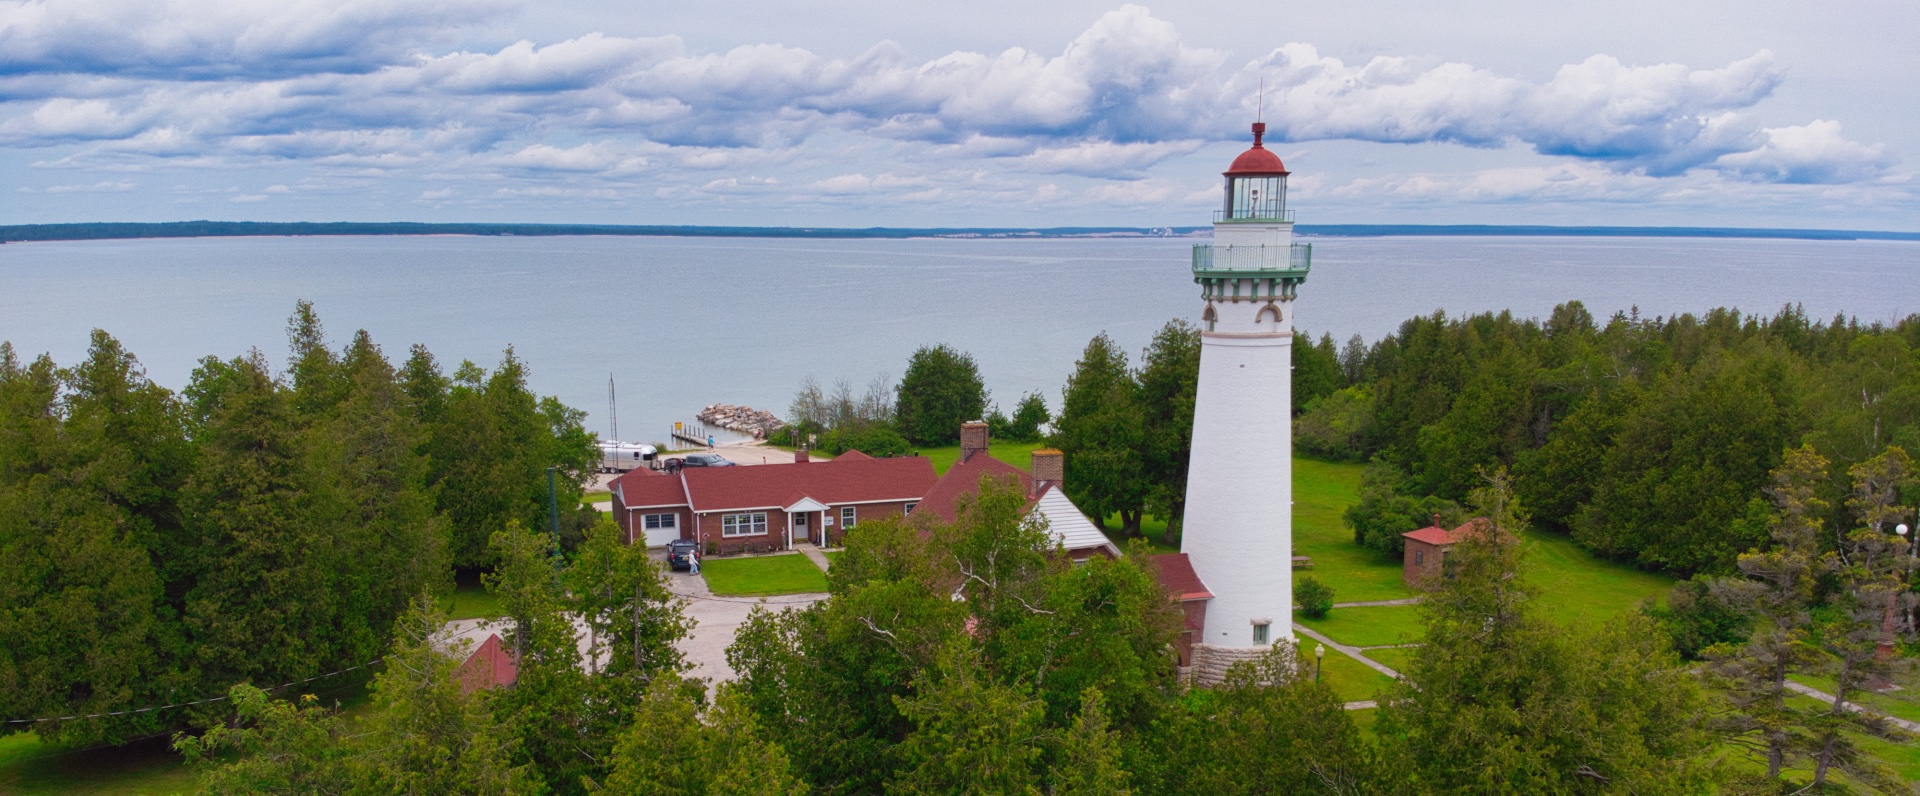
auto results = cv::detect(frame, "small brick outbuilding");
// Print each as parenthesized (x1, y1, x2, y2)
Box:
(1402, 516, 1499, 589)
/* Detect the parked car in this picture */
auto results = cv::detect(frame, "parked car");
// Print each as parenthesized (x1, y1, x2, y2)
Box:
(666, 539, 700, 571)
(679, 453, 734, 468)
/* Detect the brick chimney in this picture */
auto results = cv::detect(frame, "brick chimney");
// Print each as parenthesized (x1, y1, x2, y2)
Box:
(960, 420, 989, 463)
(795, 449, 810, 464)
(1030, 448, 1063, 497)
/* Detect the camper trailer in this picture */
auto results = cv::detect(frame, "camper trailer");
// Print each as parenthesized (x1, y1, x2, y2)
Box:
(598, 441, 658, 473)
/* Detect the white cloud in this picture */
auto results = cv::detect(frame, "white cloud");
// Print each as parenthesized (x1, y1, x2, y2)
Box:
(0, 0, 504, 78)
(1712, 120, 1896, 185)
(16, 178, 134, 192)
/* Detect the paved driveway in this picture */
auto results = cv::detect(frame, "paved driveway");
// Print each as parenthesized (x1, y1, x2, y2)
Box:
(658, 553, 826, 683)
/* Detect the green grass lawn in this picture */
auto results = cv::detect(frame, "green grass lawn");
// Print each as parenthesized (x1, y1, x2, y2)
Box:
(1097, 512, 1177, 554)
(1313, 646, 1398, 704)
(0, 672, 377, 796)
(1291, 459, 1413, 604)
(441, 569, 505, 621)
(1520, 527, 1675, 622)
(914, 440, 1047, 475)
(1358, 645, 1416, 675)
(0, 732, 195, 796)
(701, 554, 830, 596)
(1349, 707, 1379, 739)
(1297, 606, 1427, 648)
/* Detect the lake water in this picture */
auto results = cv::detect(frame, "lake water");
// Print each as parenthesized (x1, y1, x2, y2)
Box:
(2, 234, 1915, 444)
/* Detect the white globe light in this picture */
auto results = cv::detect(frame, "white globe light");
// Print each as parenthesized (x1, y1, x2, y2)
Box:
(1899, 523, 1910, 536)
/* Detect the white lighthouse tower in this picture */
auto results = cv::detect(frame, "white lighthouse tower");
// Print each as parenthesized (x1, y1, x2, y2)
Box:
(1180, 121, 1310, 681)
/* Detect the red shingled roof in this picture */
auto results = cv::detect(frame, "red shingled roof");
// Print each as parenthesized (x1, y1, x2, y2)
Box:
(917, 452, 1033, 523)
(612, 466, 689, 508)
(832, 449, 872, 461)
(457, 633, 518, 694)
(1403, 517, 1498, 546)
(1148, 553, 1213, 601)
(681, 457, 935, 512)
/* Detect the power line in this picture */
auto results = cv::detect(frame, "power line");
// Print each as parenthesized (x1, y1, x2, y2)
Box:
(3, 659, 382, 725)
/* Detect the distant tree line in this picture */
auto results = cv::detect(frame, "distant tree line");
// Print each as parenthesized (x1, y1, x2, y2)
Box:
(0, 302, 595, 745)
(1299, 302, 1920, 577)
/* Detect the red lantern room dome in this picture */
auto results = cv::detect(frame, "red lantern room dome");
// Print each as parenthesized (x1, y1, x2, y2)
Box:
(1225, 122, 1288, 176)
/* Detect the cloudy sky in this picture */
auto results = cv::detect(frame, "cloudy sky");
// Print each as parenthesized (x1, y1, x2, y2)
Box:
(3, 0, 1914, 230)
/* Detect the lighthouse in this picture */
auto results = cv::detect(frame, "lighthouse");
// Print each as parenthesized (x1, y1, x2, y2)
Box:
(1180, 121, 1311, 681)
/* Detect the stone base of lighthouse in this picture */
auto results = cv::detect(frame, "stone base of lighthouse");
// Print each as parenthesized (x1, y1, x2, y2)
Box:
(1188, 642, 1298, 687)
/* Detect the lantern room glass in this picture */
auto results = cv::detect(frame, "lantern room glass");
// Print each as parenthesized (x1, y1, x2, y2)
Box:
(1223, 174, 1288, 221)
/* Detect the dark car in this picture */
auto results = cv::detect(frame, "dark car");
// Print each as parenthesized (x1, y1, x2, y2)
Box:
(680, 453, 734, 468)
(666, 539, 700, 571)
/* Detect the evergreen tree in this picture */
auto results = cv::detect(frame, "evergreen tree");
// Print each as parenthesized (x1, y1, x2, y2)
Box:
(603, 679, 806, 796)
(891, 639, 1046, 796)
(1136, 320, 1199, 541)
(1049, 688, 1130, 796)
(300, 329, 446, 670)
(431, 349, 593, 566)
(485, 521, 594, 794)
(894, 344, 989, 446)
(1006, 392, 1051, 442)
(179, 351, 333, 707)
(0, 340, 181, 744)
(1052, 333, 1147, 537)
(1704, 445, 1831, 781)
(1293, 330, 1343, 415)
(1164, 645, 1377, 796)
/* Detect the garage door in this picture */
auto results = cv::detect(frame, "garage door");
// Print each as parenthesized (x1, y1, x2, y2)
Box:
(641, 513, 681, 547)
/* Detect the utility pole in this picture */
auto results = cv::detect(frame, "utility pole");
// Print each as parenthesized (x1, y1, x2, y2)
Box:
(608, 374, 619, 442)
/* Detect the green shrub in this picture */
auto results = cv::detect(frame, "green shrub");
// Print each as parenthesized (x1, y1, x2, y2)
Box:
(1294, 576, 1334, 619)
(1343, 462, 1462, 558)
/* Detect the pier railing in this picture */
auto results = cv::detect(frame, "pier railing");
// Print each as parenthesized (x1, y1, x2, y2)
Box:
(1191, 242, 1312, 273)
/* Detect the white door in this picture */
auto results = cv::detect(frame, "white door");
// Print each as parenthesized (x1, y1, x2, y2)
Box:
(642, 514, 680, 547)
(793, 513, 810, 541)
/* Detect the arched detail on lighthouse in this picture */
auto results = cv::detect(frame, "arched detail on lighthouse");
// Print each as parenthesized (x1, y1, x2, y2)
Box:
(1201, 302, 1218, 331)
(1256, 302, 1282, 324)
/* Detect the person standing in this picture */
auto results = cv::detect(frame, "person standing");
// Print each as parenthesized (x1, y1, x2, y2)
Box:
(707, 434, 715, 450)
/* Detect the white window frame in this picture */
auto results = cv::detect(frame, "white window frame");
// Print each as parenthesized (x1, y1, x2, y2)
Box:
(722, 512, 769, 538)
(643, 513, 677, 530)
(903, 501, 918, 516)
(840, 506, 857, 529)
(1252, 621, 1271, 645)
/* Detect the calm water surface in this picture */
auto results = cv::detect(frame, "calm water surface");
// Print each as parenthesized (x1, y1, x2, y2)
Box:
(2, 235, 1915, 441)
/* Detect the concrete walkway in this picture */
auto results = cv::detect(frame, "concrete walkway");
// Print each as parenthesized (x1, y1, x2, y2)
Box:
(794, 542, 833, 573)
(1343, 700, 1379, 710)
(1332, 598, 1422, 608)
(1783, 681, 1920, 734)
(1293, 622, 1403, 681)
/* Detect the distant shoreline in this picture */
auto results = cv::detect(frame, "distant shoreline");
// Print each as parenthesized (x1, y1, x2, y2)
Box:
(2, 220, 1916, 244)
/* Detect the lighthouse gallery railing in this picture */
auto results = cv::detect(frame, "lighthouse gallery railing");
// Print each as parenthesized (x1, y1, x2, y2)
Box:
(1191, 242, 1312, 273)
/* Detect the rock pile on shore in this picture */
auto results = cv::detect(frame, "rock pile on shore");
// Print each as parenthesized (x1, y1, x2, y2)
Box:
(697, 404, 786, 437)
